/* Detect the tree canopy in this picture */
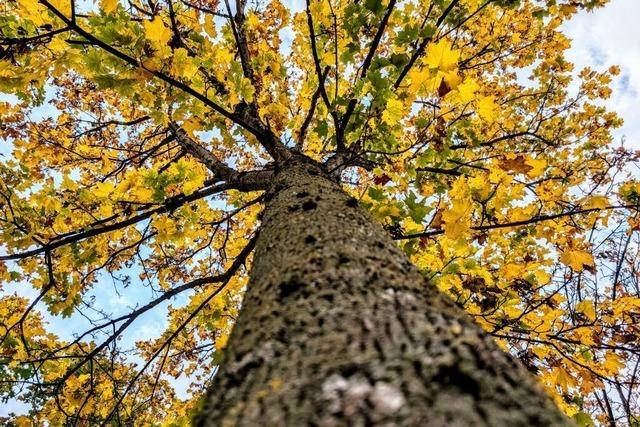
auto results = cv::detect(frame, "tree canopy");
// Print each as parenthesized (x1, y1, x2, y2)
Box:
(1, 0, 639, 424)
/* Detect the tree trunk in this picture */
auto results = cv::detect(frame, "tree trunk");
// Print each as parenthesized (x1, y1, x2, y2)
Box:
(194, 156, 572, 426)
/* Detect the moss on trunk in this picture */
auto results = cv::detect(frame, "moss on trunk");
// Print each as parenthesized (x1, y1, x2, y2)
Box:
(194, 157, 572, 426)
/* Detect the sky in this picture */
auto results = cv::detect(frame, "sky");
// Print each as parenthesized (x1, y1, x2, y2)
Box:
(2, 0, 640, 417)
(561, 0, 640, 149)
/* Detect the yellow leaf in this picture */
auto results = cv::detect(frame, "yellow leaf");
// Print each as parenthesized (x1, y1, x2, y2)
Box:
(602, 353, 624, 375)
(476, 95, 499, 123)
(382, 97, 405, 125)
(182, 117, 201, 136)
(215, 331, 229, 350)
(560, 249, 594, 272)
(61, 174, 78, 191)
(456, 78, 479, 104)
(131, 186, 154, 202)
(101, 0, 118, 14)
(182, 169, 206, 195)
(16, 0, 47, 25)
(14, 416, 32, 427)
(49, 0, 71, 16)
(0, 60, 16, 78)
(584, 195, 609, 210)
(502, 263, 524, 280)
(246, 12, 260, 29)
(531, 345, 551, 359)
(144, 16, 172, 48)
(49, 37, 67, 54)
(425, 39, 460, 72)
(321, 49, 335, 65)
(93, 181, 115, 199)
(443, 71, 462, 91)
(575, 300, 596, 322)
(525, 157, 546, 178)
(204, 14, 216, 37)
(554, 367, 576, 393)
(442, 198, 472, 239)
(171, 48, 199, 79)
(375, 203, 401, 219)
(236, 77, 255, 102)
(533, 269, 551, 285)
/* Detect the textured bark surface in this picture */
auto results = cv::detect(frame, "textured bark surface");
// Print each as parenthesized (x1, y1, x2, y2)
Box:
(195, 157, 573, 426)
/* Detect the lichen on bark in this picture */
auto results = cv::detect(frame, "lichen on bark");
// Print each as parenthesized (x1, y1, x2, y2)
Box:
(194, 156, 573, 426)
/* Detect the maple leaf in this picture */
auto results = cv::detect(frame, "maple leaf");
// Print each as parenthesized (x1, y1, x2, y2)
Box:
(382, 97, 405, 125)
(476, 95, 499, 122)
(576, 300, 596, 322)
(437, 79, 451, 97)
(49, 0, 71, 16)
(101, 0, 118, 14)
(144, 16, 172, 48)
(373, 174, 392, 186)
(425, 39, 460, 72)
(245, 12, 260, 29)
(601, 353, 625, 375)
(171, 48, 199, 79)
(442, 198, 472, 239)
(554, 367, 576, 393)
(525, 158, 546, 178)
(560, 249, 595, 272)
(443, 71, 462, 91)
(499, 155, 534, 174)
(456, 78, 480, 104)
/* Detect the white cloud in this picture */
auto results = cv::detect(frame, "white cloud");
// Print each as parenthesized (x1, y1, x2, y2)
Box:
(562, 0, 640, 148)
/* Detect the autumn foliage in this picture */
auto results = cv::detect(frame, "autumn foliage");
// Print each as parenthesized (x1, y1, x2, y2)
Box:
(0, 0, 639, 424)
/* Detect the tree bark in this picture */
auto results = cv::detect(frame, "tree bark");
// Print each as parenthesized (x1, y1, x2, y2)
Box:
(194, 156, 572, 426)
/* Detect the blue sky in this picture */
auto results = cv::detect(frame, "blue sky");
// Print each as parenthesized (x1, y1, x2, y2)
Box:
(2, 0, 640, 417)
(561, 0, 640, 149)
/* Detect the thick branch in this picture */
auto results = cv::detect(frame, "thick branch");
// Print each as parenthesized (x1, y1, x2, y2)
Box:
(169, 123, 239, 181)
(0, 175, 271, 261)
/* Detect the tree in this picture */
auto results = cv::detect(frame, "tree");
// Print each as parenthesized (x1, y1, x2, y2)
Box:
(0, 0, 638, 424)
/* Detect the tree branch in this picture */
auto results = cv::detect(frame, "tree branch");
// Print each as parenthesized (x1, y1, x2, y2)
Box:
(54, 234, 257, 394)
(168, 123, 239, 181)
(38, 0, 264, 138)
(298, 66, 330, 143)
(223, 0, 254, 83)
(305, 0, 341, 144)
(393, 0, 460, 90)
(340, 0, 396, 139)
(0, 175, 270, 261)
(395, 204, 640, 240)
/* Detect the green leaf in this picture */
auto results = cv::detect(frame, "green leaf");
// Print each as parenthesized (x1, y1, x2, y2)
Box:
(368, 186, 385, 201)
(572, 412, 594, 427)
(363, 0, 384, 13)
(405, 192, 431, 222)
